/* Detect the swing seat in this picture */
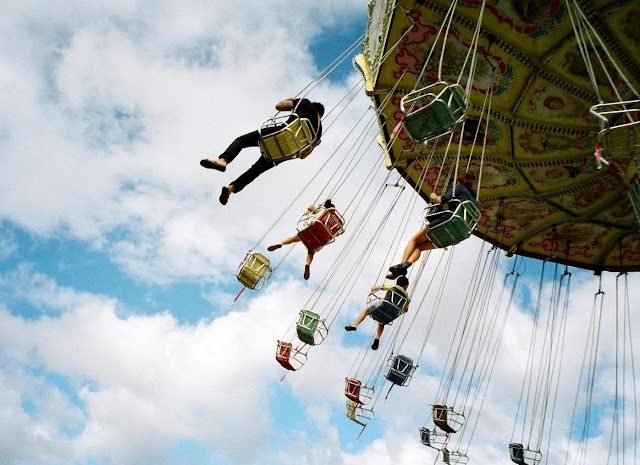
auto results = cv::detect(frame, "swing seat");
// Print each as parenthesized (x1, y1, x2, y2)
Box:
(297, 207, 345, 253)
(345, 400, 374, 426)
(367, 286, 410, 326)
(275, 340, 307, 371)
(627, 155, 640, 224)
(258, 113, 317, 164)
(425, 200, 479, 248)
(384, 354, 416, 386)
(345, 377, 374, 405)
(590, 100, 640, 159)
(432, 404, 465, 434)
(509, 443, 542, 465)
(295, 309, 328, 346)
(419, 427, 448, 450)
(442, 448, 469, 465)
(400, 82, 468, 143)
(236, 252, 273, 290)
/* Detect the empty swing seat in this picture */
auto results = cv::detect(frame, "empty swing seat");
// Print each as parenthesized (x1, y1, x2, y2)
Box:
(509, 443, 542, 465)
(236, 252, 273, 290)
(384, 354, 416, 386)
(275, 340, 307, 371)
(400, 82, 468, 143)
(295, 309, 328, 346)
(297, 207, 345, 253)
(345, 377, 374, 405)
(368, 286, 410, 326)
(419, 427, 448, 450)
(590, 100, 640, 159)
(425, 200, 479, 248)
(345, 400, 374, 426)
(258, 114, 317, 164)
(432, 404, 465, 434)
(442, 448, 469, 465)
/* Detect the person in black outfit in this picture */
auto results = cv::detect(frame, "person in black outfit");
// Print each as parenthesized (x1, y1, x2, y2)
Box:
(200, 97, 324, 205)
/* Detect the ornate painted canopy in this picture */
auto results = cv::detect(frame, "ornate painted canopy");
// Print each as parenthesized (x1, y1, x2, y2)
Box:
(359, 0, 640, 272)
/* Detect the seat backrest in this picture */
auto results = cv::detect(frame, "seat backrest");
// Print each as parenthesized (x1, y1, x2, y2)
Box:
(259, 116, 315, 163)
(237, 252, 271, 289)
(383, 286, 409, 311)
(345, 378, 362, 404)
(275, 341, 295, 371)
(297, 208, 344, 251)
(427, 200, 479, 248)
(509, 443, 526, 465)
(296, 310, 321, 346)
(385, 354, 414, 386)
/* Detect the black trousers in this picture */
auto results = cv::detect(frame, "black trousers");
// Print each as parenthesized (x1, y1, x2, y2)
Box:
(219, 125, 284, 193)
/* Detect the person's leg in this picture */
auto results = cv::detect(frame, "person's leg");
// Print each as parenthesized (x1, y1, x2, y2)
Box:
(269, 235, 300, 251)
(303, 252, 314, 280)
(387, 226, 429, 278)
(346, 308, 369, 329)
(201, 130, 261, 170)
(371, 324, 384, 350)
(220, 157, 274, 205)
(401, 226, 429, 263)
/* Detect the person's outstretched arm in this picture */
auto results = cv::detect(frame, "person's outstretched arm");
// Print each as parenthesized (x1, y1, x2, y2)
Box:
(275, 98, 295, 111)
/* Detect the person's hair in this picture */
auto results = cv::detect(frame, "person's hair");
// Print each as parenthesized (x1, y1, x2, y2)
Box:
(396, 275, 409, 287)
(456, 171, 476, 189)
(323, 199, 335, 209)
(312, 102, 325, 117)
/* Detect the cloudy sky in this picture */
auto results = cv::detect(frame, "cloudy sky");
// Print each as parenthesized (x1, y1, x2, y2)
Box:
(1, 1, 639, 465)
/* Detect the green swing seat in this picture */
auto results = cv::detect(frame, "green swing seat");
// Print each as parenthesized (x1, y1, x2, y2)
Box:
(235, 252, 272, 290)
(258, 113, 317, 164)
(295, 309, 328, 346)
(425, 200, 479, 248)
(400, 82, 468, 143)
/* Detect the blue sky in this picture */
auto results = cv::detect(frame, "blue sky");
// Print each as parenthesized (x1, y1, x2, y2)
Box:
(1, 1, 639, 465)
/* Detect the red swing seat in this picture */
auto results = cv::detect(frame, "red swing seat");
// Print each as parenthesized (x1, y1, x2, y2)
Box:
(297, 207, 345, 253)
(344, 377, 374, 405)
(275, 340, 307, 371)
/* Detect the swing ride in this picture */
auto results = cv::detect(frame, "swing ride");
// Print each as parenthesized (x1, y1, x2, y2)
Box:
(357, 0, 640, 272)
(227, 1, 640, 463)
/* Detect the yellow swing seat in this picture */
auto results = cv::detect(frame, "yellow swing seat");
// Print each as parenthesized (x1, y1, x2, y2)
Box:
(258, 113, 317, 164)
(590, 100, 640, 160)
(345, 400, 374, 426)
(235, 251, 272, 290)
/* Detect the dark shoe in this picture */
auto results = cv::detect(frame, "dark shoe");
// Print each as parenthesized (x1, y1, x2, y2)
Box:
(200, 158, 226, 172)
(345, 325, 357, 331)
(267, 244, 282, 252)
(219, 186, 230, 205)
(371, 339, 379, 350)
(304, 264, 310, 280)
(386, 272, 398, 280)
(388, 261, 411, 276)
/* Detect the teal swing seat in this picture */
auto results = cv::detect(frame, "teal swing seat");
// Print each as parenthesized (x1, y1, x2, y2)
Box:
(419, 427, 448, 450)
(367, 286, 410, 326)
(258, 113, 317, 164)
(425, 200, 479, 249)
(384, 354, 416, 386)
(509, 443, 542, 465)
(400, 82, 468, 143)
(295, 309, 328, 346)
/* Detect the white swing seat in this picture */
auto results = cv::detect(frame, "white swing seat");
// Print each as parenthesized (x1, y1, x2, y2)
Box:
(345, 400, 374, 426)
(258, 113, 317, 163)
(425, 200, 479, 248)
(509, 443, 542, 465)
(235, 251, 272, 290)
(400, 82, 468, 143)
